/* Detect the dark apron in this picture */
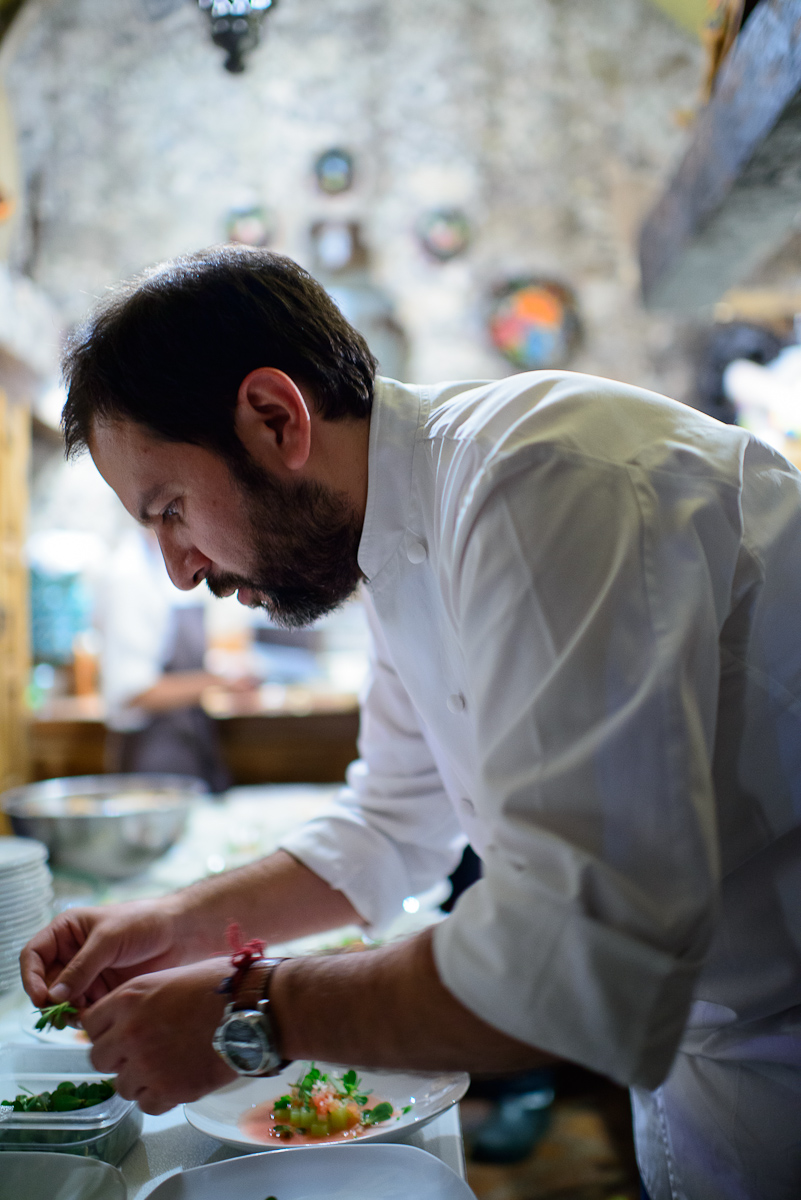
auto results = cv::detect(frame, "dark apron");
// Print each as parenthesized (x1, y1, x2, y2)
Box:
(111, 606, 232, 794)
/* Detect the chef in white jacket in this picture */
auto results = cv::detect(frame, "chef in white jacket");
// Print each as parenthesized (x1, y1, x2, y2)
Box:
(22, 248, 801, 1200)
(98, 526, 232, 792)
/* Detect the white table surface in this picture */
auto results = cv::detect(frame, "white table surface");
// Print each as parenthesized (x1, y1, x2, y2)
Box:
(0, 786, 467, 1194)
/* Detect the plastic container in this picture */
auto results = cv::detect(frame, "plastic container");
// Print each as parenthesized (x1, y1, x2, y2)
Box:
(0, 1043, 142, 1164)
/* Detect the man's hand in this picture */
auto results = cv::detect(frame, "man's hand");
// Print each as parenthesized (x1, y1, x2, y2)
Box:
(84, 959, 235, 1114)
(21, 852, 362, 1014)
(20, 897, 188, 1009)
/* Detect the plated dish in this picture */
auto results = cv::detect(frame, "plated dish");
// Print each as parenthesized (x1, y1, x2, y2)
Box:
(185, 1061, 469, 1152)
(148, 1140, 476, 1200)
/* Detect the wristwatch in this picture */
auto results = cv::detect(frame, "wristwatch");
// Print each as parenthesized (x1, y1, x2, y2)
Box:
(212, 956, 292, 1076)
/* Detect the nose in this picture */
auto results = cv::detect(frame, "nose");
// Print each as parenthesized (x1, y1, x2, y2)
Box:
(157, 532, 210, 591)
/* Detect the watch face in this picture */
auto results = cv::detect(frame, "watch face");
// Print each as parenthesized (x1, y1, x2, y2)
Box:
(221, 1015, 268, 1074)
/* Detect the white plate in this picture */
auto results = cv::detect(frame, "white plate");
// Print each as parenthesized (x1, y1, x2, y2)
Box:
(185, 1062, 469, 1152)
(148, 1140, 475, 1200)
(0, 904, 51, 928)
(0, 885, 53, 909)
(0, 864, 51, 885)
(0, 1151, 126, 1200)
(0, 837, 48, 869)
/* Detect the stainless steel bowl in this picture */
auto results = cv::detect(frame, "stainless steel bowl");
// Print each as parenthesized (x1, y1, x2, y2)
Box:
(0, 774, 207, 879)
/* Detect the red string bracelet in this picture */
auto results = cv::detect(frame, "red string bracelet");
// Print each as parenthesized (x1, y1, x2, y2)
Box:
(216, 922, 266, 996)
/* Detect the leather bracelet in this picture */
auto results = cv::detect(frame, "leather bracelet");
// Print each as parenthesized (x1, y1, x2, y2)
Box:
(230, 956, 287, 1013)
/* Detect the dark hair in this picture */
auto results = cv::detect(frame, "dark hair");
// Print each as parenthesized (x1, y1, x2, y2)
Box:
(62, 245, 377, 461)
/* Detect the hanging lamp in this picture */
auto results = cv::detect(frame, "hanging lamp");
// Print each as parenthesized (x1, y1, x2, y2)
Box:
(197, 0, 276, 73)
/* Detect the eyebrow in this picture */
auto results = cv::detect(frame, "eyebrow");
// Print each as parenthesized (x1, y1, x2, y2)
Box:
(137, 485, 170, 525)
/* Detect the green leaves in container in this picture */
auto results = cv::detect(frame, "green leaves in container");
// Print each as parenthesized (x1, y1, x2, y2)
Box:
(1, 1078, 114, 1113)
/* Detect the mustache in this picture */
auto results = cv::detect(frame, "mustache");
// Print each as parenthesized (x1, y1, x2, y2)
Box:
(205, 571, 262, 602)
(204, 569, 362, 628)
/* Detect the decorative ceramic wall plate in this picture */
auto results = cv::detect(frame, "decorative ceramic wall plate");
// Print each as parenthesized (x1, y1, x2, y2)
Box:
(416, 208, 470, 261)
(226, 205, 275, 247)
(314, 148, 354, 194)
(488, 278, 580, 370)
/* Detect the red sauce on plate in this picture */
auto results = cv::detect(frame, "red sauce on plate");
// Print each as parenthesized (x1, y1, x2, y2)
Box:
(239, 1093, 388, 1145)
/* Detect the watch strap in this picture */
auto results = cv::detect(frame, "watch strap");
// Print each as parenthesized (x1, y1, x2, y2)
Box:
(228, 955, 291, 1075)
(230, 956, 286, 1013)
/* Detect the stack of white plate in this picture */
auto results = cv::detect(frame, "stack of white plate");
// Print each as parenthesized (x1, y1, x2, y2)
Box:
(0, 836, 53, 993)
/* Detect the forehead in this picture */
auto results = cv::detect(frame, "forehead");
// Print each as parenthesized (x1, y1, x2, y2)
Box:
(90, 418, 177, 490)
(90, 417, 166, 463)
(88, 418, 222, 520)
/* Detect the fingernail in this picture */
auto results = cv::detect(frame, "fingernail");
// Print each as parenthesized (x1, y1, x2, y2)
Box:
(50, 983, 69, 1002)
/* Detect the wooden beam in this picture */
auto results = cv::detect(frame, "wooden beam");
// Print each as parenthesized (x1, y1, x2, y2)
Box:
(640, 0, 801, 311)
(646, 0, 709, 36)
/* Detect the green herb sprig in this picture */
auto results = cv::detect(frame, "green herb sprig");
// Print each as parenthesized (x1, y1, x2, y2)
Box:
(337, 1068, 369, 1106)
(34, 1002, 78, 1032)
(362, 1101, 394, 1125)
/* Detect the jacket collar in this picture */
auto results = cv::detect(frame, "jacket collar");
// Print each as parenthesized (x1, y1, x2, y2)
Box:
(358, 376, 426, 585)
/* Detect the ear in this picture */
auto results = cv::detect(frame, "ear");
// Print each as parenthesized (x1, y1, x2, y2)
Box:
(233, 368, 312, 473)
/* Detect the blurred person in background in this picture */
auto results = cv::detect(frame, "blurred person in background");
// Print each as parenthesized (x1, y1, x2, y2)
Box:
(100, 525, 254, 792)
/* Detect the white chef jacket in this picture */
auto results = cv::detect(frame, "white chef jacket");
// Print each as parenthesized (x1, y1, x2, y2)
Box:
(281, 372, 801, 1199)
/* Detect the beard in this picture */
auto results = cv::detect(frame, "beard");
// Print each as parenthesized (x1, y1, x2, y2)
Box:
(205, 458, 364, 628)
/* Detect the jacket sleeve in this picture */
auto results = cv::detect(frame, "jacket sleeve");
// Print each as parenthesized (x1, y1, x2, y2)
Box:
(280, 590, 467, 932)
(432, 446, 736, 1088)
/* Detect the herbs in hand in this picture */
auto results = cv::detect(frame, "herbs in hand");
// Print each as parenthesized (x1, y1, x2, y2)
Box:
(34, 1002, 79, 1032)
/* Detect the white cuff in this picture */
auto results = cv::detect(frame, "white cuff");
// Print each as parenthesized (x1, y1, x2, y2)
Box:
(279, 814, 414, 936)
(432, 874, 701, 1089)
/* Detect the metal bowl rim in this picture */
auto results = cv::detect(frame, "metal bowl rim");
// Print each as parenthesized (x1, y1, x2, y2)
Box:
(1, 773, 208, 817)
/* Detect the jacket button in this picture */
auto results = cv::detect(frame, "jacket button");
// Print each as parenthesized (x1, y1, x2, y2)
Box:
(447, 692, 466, 713)
(406, 538, 427, 564)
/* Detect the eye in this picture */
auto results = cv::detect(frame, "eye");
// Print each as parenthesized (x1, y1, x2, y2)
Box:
(161, 502, 180, 524)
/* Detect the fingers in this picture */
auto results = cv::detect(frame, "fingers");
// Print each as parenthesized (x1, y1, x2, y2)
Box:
(82, 961, 234, 1114)
(20, 921, 67, 1003)
(90, 1039, 126, 1076)
(115, 1074, 174, 1116)
(49, 927, 117, 1004)
(82, 990, 117, 1050)
(20, 910, 99, 1005)
(19, 944, 51, 1007)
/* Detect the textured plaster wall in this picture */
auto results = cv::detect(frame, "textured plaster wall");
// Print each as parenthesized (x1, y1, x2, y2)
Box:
(2, 0, 702, 396)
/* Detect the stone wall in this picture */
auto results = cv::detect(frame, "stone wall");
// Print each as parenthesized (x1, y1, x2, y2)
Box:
(2, 0, 703, 397)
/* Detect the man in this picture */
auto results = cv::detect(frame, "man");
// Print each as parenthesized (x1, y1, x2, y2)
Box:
(22, 246, 801, 1200)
